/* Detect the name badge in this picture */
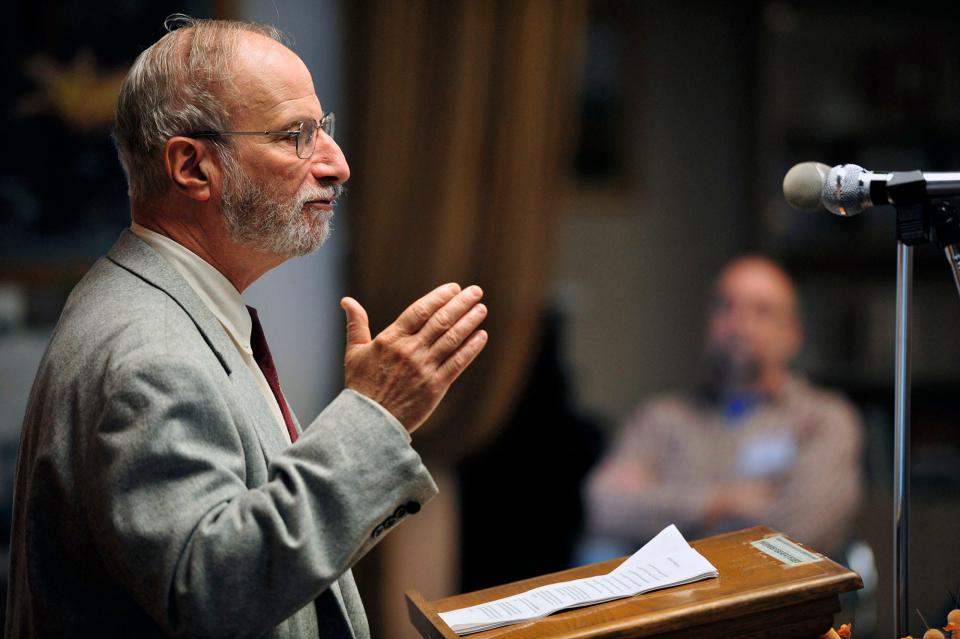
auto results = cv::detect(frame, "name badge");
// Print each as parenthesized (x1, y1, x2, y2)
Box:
(736, 431, 797, 478)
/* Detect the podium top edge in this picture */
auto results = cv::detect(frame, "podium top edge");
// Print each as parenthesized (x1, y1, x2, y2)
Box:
(405, 526, 862, 639)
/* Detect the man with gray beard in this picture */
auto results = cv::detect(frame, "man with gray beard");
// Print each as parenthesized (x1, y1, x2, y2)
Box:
(218, 142, 342, 257)
(5, 16, 488, 639)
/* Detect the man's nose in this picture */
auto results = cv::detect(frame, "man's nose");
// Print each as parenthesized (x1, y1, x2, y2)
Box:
(310, 136, 350, 184)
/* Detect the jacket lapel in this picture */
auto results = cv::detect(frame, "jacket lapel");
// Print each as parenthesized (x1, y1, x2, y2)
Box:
(106, 230, 292, 457)
(108, 230, 357, 632)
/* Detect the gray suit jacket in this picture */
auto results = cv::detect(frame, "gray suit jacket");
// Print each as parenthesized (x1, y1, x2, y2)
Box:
(5, 231, 438, 638)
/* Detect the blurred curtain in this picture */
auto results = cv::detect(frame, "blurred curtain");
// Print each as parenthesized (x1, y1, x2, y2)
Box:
(344, 1, 586, 636)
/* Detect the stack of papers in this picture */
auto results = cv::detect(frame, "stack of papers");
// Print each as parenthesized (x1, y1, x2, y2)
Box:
(439, 525, 718, 635)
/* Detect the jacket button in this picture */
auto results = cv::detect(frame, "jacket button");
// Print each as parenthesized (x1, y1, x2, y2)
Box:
(405, 501, 421, 514)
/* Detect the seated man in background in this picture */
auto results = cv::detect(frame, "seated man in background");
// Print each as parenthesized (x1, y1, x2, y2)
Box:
(582, 256, 863, 560)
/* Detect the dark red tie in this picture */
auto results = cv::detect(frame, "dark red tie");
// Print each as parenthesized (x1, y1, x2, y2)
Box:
(247, 306, 299, 443)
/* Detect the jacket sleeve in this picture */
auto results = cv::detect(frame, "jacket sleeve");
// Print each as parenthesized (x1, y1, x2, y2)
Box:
(82, 352, 437, 638)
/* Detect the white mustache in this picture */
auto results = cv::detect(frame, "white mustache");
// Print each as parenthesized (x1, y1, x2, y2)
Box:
(299, 183, 344, 204)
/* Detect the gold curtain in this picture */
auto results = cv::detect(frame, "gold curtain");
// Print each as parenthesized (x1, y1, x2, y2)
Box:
(344, 2, 587, 636)
(344, 0, 587, 464)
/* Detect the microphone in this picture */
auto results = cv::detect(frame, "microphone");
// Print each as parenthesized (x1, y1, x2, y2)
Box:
(783, 162, 960, 216)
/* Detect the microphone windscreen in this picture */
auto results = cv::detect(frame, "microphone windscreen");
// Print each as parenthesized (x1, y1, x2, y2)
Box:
(783, 162, 830, 212)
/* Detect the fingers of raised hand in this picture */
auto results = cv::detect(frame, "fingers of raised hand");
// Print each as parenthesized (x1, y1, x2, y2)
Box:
(394, 283, 461, 335)
(341, 297, 372, 346)
(419, 285, 484, 346)
(437, 329, 488, 383)
(429, 301, 487, 360)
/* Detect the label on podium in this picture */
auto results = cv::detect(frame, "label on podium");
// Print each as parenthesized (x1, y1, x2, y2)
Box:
(750, 535, 825, 566)
(438, 525, 718, 635)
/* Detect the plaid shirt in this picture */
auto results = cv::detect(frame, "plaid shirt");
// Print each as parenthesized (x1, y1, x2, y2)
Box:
(584, 376, 864, 557)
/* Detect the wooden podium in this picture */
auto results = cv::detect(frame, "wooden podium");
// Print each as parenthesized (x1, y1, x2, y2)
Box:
(406, 526, 862, 639)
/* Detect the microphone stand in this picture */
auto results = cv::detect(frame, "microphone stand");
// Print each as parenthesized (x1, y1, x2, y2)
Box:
(930, 201, 960, 299)
(885, 173, 960, 638)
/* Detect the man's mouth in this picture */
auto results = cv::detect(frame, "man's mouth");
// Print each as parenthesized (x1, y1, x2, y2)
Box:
(304, 198, 335, 211)
(302, 184, 343, 212)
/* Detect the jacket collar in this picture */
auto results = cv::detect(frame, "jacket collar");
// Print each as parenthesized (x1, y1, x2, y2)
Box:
(106, 228, 236, 375)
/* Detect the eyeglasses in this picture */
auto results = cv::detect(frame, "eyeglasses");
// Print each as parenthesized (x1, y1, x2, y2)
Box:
(189, 112, 335, 159)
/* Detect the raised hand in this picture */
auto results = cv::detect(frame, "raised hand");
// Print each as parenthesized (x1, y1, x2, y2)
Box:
(340, 283, 488, 433)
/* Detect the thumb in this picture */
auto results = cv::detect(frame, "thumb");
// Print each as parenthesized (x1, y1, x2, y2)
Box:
(341, 297, 372, 346)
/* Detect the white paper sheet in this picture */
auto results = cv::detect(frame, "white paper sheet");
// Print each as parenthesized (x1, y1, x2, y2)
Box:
(438, 525, 718, 635)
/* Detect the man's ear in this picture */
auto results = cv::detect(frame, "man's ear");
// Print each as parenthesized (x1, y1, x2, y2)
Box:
(164, 137, 216, 201)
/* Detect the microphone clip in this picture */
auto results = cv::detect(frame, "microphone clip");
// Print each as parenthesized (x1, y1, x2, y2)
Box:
(894, 195, 960, 300)
(885, 172, 960, 300)
(888, 171, 928, 245)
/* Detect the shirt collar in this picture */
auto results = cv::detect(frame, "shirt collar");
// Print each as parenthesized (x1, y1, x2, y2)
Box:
(129, 223, 253, 355)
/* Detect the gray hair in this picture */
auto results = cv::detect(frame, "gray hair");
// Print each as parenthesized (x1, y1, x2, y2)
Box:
(113, 15, 286, 204)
